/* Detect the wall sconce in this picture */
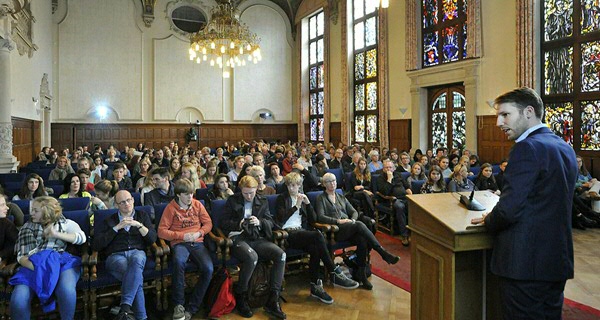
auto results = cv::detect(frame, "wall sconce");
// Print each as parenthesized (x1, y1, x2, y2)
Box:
(486, 100, 495, 109)
(399, 107, 408, 117)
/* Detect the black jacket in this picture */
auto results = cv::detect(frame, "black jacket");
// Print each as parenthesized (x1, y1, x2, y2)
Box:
(274, 191, 316, 230)
(144, 183, 175, 206)
(221, 193, 277, 241)
(92, 209, 157, 256)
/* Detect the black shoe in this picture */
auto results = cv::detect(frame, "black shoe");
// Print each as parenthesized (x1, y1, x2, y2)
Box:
(356, 267, 373, 290)
(264, 291, 286, 319)
(376, 246, 400, 265)
(115, 310, 135, 320)
(580, 215, 599, 228)
(235, 292, 253, 318)
(573, 217, 587, 230)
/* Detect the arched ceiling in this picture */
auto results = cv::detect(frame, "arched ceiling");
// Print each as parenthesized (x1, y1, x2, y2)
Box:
(232, 0, 303, 27)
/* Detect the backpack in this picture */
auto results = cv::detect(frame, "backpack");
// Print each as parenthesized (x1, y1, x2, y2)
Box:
(343, 250, 372, 278)
(247, 262, 272, 308)
(204, 267, 236, 318)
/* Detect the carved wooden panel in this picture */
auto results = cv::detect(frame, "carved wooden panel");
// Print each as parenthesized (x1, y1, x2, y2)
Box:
(476, 115, 513, 164)
(51, 123, 298, 151)
(12, 117, 41, 168)
(389, 119, 411, 152)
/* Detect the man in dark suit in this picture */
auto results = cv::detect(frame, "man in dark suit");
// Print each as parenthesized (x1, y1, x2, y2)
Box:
(471, 87, 577, 319)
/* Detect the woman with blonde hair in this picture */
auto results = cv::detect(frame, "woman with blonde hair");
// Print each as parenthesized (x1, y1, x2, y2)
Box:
(249, 165, 276, 196)
(134, 158, 153, 190)
(178, 162, 207, 190)
(447, 163, 476, 192)
(200, 160, 218, 185)
(9, 196, 86, 319)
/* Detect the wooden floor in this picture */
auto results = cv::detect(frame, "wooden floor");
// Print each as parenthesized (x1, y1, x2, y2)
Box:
(565, 228, 600, 310)
(146, 228, 599, 319)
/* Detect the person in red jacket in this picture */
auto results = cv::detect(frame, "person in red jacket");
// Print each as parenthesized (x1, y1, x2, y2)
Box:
(158, 179, 213, 320)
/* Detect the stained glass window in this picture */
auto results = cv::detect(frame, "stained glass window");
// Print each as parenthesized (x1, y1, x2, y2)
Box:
(543, 0, 600, 153)
(308, 11, 325, 142)
(429, 87, 465, 150)
(421, 0, 467, 68)
(581, 100, 600, 150)
(353, 0, 378, 143)
(545, 102, 574, 146)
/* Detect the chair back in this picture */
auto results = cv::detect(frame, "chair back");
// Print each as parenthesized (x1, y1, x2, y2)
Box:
(196, 188, 210, 201)
(209, 199, 227, 229)
(63, 209, 92, 238)
(410, 180, 426, 194)
(93, 209, 119, 235)
(12, 199, 31, 214)
(400, 171, 410, 180)
(153, 203, 169, 226)
(306, 191, 323, 205)
(266, 195, 278, 215)
(325, 168, 344, 187)
(470, 166, 481, 176)
(59, 197, 91, 211)
(131, 191, 142, 206)
(0, 173, 26, 184)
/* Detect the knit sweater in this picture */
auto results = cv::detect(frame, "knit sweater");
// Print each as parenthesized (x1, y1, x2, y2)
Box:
(158, 199, 212, 247)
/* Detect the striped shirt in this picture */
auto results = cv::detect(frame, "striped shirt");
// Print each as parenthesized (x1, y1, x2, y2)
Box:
(16, 217, 86, 262)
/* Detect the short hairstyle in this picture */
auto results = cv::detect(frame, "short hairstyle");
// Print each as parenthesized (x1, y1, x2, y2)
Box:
(238, 175, 258, 189)
(248, 165, 266, 179)
(267, 162, 280, 169)
(32, 196, 63, 225)
(151, 167, 171, 179)
(284, 171, 303, 185)
(321, 172, 336, 183)
(494, 87, 544, 119)
(174, 178, 195, 195)
(113, 162, 126, 172)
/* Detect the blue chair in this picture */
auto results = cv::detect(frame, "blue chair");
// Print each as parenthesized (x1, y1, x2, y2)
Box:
(411, 180, 426, 194)
(59, 197, 91, 211)
(325, 168, 344, 187)
(49, 185, 64, 198)
(492, 164, 501, 174)
(195, 188, 209, 201)
(11, 199, 31, 215)
(88, 207, 164, 317)
(371, 175, 395, 234)
(0, 173, 25, 184)
(470, 166, 481, 176)
(400, 171, 411, 180)
(131, 191, 142, 206)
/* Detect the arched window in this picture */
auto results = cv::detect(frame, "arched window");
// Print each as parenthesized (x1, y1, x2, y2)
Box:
(353, 0, 379, 143)
(542, 0, 600, 151)
(422, 0, 467, 68)
(309, 11, 325, 142)
(429, 85, 465, 150)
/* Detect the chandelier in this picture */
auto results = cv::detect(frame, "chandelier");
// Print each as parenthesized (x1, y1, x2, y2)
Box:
(188, 0, 262, 78)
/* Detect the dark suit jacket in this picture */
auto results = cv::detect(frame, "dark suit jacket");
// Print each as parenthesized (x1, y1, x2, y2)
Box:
(484, 126, 577, 282)
(221, 193, 276, 241)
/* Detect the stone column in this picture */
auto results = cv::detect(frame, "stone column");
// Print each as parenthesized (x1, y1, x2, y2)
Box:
(0, 38, 19, 172)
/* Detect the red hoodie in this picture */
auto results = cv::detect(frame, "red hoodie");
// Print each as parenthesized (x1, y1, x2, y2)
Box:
(158, 198, 212, 247)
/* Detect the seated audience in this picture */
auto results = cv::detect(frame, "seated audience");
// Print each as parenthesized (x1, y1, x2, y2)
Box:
(313, 154, 329, 178)
(200, 160, 218, 185)
(227, 156, 246, 183)
(77, 157, 101, 184)
(143, 167, 174, 206)
(406, 162, 427, 185)
(113, 163, 133, 190)
(281, 149, 296, 176)
(10, 196, 86, 320)
(13, 173, 48, 200)
(315, 173, 400, 290)
(0, 194, 18, 265)
(420, 165, 447, 194)
(447, 164, 477, 192)
(92, 190, 156, 320)
(77, 168, 95, 192)
(395, 152, 412, 173)
(249, 165, 276, 196)
(419, 154, 430, 172)
(158, 179, 213, 320)
(59, 173, 92, 200)
(438, 156, 452, 179)
(92, 155, 108, 179)
(495, 159, 508, 190)
(367, 150, 383, 173)
(91, 180, 119, 210)
(221, 176, 286, 319)
(152, 149, 169, 168)
(49, 156, 76, 181)
(469, 154, 481, 168)
(474, 163, 500, 195)
(376, 160, 411, 245)
(133, 158, 152, 190)
(348, 157, 376, 219)
(178, 162, 207, 190)
(169, 157, 181, 179)
(275, 172, 358, 305)
(207, 174, 234, 201)
(576, 155, 600, 200)
(266, 162, 284, 187)
(328, 149, 344, 170)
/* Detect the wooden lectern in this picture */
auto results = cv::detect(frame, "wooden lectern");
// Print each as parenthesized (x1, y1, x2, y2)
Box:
(407, 191, 501, 320)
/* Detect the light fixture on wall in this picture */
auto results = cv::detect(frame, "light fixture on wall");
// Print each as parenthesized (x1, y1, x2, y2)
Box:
(380, 0, 389, 8)
(188, 0, 261, 78)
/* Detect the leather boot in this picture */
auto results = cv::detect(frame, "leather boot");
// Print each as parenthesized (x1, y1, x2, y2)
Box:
(235, 291, 253, 318)
(356, 267, 373, 290)
(375, 246, 400, 265)
(264, 290, 286, 319)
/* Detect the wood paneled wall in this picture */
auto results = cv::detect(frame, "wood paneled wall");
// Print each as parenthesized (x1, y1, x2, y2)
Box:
(389, 119, 411, 152)
(476, 115, 513, 164)
(51, 123, 298, 151)
(12, 117, 41, 168)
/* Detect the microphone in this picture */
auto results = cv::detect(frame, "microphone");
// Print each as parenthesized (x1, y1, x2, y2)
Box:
(459, 190, 486, 211)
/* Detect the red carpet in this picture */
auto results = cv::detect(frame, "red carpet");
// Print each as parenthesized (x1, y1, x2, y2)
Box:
(371, 232, 600, 319)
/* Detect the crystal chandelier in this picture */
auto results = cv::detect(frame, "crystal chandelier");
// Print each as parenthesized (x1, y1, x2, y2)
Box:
(188, 0, 262, 78)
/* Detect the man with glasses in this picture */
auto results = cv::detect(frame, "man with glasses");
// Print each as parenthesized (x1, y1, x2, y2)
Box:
(376, 159, 412, 246)
(144, 167, 175, 206)
(92, 190, 157, 320)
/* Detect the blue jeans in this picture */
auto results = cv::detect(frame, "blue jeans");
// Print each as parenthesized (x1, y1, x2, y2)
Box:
(172, 242, 214, 314)
(10, 267, 80, 320)
(106, 249, 147, 320)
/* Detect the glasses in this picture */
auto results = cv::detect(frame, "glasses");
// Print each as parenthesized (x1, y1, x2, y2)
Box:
(117, 198, 134, 206)
(323, 180, 336, 184)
